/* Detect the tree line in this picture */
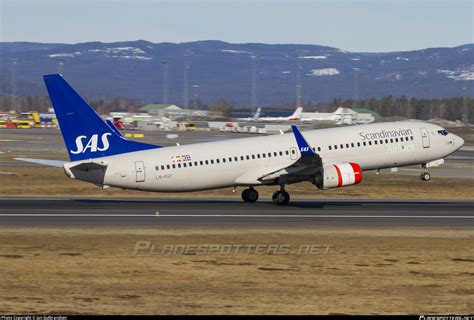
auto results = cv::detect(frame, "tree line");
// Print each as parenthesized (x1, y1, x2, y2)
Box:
(0, 94, 472, 122)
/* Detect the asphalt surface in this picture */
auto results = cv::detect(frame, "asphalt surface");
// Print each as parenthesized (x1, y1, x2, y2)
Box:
(0, 198, 472, 227)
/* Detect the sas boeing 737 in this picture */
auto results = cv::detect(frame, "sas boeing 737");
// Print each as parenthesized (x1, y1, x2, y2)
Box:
(16, 74, 464, 205)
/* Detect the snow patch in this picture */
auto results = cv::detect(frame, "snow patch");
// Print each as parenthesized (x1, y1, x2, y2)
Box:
(300, 55, 327, 59)
(351, 58, 360, 61)
(282, 71, 292, 74)
(48, 52, 81, 58)
(307, 68, 340, 76)
(220, 49, 250, 54)
(437, 65, 474, 80)
(396, 57, 410, 61)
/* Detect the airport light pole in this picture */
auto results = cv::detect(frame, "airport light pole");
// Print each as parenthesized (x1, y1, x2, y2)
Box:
(10, 58, 18, 113)
(251, 56, 257, 113)
(352, 68, 360, 107)
(296, 58, 303, 108)
(162, 61, 169, 104)
(192, 85, 200, 110)
(183, 61, 190, 108)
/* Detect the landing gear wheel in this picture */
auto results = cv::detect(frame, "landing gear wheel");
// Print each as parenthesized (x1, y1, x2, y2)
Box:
(420, 172, 431, 181)
(242, 188, 259, 203)
(272, 190, 290, 205)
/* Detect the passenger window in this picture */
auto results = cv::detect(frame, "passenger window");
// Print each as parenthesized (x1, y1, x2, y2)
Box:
(267, 152, 271, 157)
(334, 145, 338, 150)
(279, 151, 283, 156)
(395, 138, 398, 142)
(350, 143, 354, 148)
(329, 145, 332, 150)
(189, 163, 192, 167)
(374, 140, 378, 145)
(274, 152, 277, 157)
(200, 161, 204, 165)
(262, 154, 265, 158)
(357, 142, 360, 147)
(285, 151, 289, 155)
(183, 163, 187, 168)
(318, 147, 321, 152)
(222, 158, 226, 163)
(216, 159, 220, 164)
(194, 161, 198, 166)
(235, 157, 239, 161)
(410, 136, 414, 140)
(205, 160, 208, 165)
(161, 165, 165, 170)
(379, 140, 383, 145)
(246, 155, 249, 160)
(363, 142, 366, 146)
(369, 141, 372, 146)
(390, 139, 393, 143)
(340, 144, 343, 149)
(211, 160, 214, 164)
(172, 164, 176, 169)
(155, 166, 159, 171)
(178, 163, 181, 168)
(291, 149, 296, 154)
(385, 139, 388, 144)
(346, 144, 349, 148)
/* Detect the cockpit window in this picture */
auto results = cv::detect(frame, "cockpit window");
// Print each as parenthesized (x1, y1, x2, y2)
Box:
(437, 130, 449, 136)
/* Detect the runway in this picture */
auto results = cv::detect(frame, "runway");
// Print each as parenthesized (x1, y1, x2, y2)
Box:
(0, 198, 472, 227)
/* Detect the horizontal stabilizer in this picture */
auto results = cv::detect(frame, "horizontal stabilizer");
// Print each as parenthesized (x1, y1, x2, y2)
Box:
(14, 158, 67, 168)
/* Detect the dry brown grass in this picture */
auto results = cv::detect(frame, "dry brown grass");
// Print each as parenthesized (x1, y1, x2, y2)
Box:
(0, 227, 472, 314)
(0, 165, 473, 199)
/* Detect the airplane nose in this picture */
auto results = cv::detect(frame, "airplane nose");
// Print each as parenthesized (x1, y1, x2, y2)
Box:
(454, 134, 464, 149)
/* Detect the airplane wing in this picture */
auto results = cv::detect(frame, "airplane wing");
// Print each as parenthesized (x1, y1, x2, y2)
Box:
(14, 158, 67, 168)
(235, 125, 322, 184)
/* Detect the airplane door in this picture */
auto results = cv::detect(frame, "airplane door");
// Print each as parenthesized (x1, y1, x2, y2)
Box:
(289, 147, 298, 160)
(420, 127, 430, 148)
(135, 161, 145, 182)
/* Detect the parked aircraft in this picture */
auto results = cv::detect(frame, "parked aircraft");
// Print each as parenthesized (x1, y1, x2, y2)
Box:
(16, 74, 464, 205)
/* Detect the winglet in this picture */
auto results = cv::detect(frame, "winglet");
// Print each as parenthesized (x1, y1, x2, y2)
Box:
(291, 125, 316, 157)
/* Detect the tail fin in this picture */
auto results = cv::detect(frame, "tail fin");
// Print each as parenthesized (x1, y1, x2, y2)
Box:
(289, 106, 303, 120)
(43, 74, 159, 162)
(253, 107, 261, 119)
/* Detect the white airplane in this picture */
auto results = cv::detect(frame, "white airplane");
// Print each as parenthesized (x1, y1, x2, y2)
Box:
(16, 74, 464, 205)
(251, 106, 303, 122)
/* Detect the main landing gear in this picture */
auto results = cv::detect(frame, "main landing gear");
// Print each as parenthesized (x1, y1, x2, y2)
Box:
(420, 165, 431, 181)
(241, 187, 259, 203)
(272, 186, 290, 206)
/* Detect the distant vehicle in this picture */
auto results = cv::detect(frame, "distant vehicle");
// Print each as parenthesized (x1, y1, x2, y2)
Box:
(17, 74, 464, 205)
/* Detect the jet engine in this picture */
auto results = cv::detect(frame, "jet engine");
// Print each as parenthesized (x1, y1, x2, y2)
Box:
(314, 163, 362, 190)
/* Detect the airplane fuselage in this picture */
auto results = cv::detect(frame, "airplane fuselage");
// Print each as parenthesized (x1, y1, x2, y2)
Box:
(65, 121, 463, 192)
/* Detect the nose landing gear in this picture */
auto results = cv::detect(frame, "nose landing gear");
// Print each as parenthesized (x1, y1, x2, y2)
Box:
(420, 165, 431, 181)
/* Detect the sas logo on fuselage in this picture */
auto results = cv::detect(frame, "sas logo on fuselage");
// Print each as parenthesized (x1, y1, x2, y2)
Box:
(70, 133, 112, 154)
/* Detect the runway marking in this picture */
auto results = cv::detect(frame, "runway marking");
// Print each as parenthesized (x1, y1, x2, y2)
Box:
(0, 214, 471, 219)
(0, 214, 157, 217)
(156, 215, 473, 219)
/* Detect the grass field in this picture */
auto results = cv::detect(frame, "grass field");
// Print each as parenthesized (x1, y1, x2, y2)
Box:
(0, 227, 472, 314)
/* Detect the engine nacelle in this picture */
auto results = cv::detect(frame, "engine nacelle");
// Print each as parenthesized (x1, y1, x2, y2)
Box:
(314, 163, 362, 190)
